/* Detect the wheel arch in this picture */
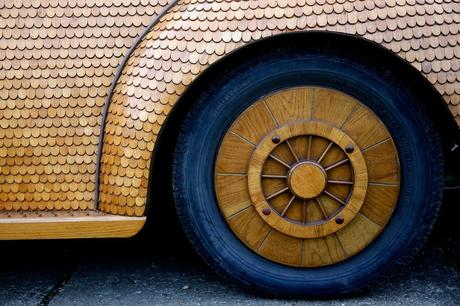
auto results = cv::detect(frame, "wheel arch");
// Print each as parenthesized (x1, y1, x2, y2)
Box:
(98, 0, 460, 216)
(149, 31, 459, 218)
(162, 31, 458, 142)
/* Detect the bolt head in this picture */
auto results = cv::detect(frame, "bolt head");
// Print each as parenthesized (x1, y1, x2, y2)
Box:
(272, 135, 281, 144)
(345, 145, 354, 153)
(335, 216, 344, 224)
(262, 207, 271, 215)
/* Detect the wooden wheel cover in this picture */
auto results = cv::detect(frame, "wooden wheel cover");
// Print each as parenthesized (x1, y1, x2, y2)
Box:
(215, 87, 400, 267)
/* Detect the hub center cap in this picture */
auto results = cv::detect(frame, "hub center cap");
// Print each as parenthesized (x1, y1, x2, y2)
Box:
(288, 161, 327, 199)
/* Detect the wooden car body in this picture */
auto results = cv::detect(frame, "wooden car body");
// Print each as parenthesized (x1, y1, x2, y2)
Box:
(0, 0, 459, 239)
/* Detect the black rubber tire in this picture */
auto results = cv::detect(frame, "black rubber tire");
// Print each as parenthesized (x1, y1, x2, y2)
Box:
(172, 46, 444, 297)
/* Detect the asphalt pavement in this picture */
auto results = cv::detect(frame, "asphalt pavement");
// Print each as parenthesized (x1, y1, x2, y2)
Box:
(1, 190, 459, 306)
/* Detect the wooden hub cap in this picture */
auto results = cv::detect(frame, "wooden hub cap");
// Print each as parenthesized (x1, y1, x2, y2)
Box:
(288, 162, 326, 199)
(214, 87, 401, 268)
(246, 120, 368, 239)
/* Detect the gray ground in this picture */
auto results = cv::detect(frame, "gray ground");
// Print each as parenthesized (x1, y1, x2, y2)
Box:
(0, 241, 460, 306)
(1, 189, 459, 306)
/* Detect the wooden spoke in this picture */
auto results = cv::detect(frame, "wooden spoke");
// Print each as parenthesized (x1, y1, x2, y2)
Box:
(215, 172, 247, 176)
(268, 154, 291, 168)
(302, 200, 307, 224)
(324, 190, 347, 206)
(327, 180, 353, 185)
(324, 158, 349, 171)
(286, 140, 299, 162)
(215, 86, 400, 268)
(261, 174, 288, 179)
(257, 228, 273, 251)
(266, 187, 289, 200)
(280, 195, 296, 217)
(317, 141, 333, 163)
(335, 233, 349, 257)
(368, 182, 399, 186)
(316, 197, 329, 220)
(263, 100, 279, 124)
(361, 137, 391, 153)
(226, 205, 253, 220)
(229, 130, 256, 146)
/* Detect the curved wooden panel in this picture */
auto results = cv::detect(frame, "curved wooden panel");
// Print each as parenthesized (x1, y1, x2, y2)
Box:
(0, 1, 457, 217)
(0, 0, 171, 213)
(100, 0, 459, 216)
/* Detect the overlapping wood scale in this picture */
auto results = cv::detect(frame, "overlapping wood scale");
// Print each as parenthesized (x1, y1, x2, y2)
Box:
(101, 0, 460, 216)
(0, 0, 170, 212)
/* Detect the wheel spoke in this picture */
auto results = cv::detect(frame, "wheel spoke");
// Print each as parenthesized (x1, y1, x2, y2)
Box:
(317, 141, 333, 164)
(216, 172, 247, 177)
(327, 179, 353, 185)
(261, 174, 288, 179)
(226, 205, 252, 220)
(280, 195, 296, 217)
(324, 158, 349, 171)
(302, 200, 307, 224)
(269, 154, 291, 168)
(307, 135, 312, 160)
(361, 137, 391, 153)
(368, 182, 399, 187)
(256, 228, 273, 251)
(263, 100, 280, 126)
(286, 140, 299, 162)
(316, 197, 329, 220)
(229, 130, 256, 147)
(266, 187, 289, 200)
(324, 190, 347, 206)
(335, 233, 349, 256)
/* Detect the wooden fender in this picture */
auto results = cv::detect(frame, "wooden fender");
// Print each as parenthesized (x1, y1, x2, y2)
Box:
(98, 0, 459, 216)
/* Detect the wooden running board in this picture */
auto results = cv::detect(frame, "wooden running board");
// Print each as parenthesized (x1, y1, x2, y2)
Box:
(0, 210, 145, 240)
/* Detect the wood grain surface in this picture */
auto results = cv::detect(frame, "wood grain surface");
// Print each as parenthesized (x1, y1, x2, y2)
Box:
(98, 0, 459, 217)
(0, 210, 145, 240)
(215, 87, 400, 267)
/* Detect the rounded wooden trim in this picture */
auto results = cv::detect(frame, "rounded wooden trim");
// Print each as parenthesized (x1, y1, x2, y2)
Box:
(94, 1, 179, 210)
(247, 121, 368, 238)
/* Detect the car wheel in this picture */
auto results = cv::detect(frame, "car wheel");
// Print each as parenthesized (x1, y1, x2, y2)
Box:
(172, 47, 443, 296)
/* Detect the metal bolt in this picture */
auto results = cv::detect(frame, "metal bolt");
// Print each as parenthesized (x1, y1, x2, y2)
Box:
(272, 135, 281, 144)
(345, 145, 354, 153)
(262, 207, 271, 215)
(335, 216, 344, 224)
